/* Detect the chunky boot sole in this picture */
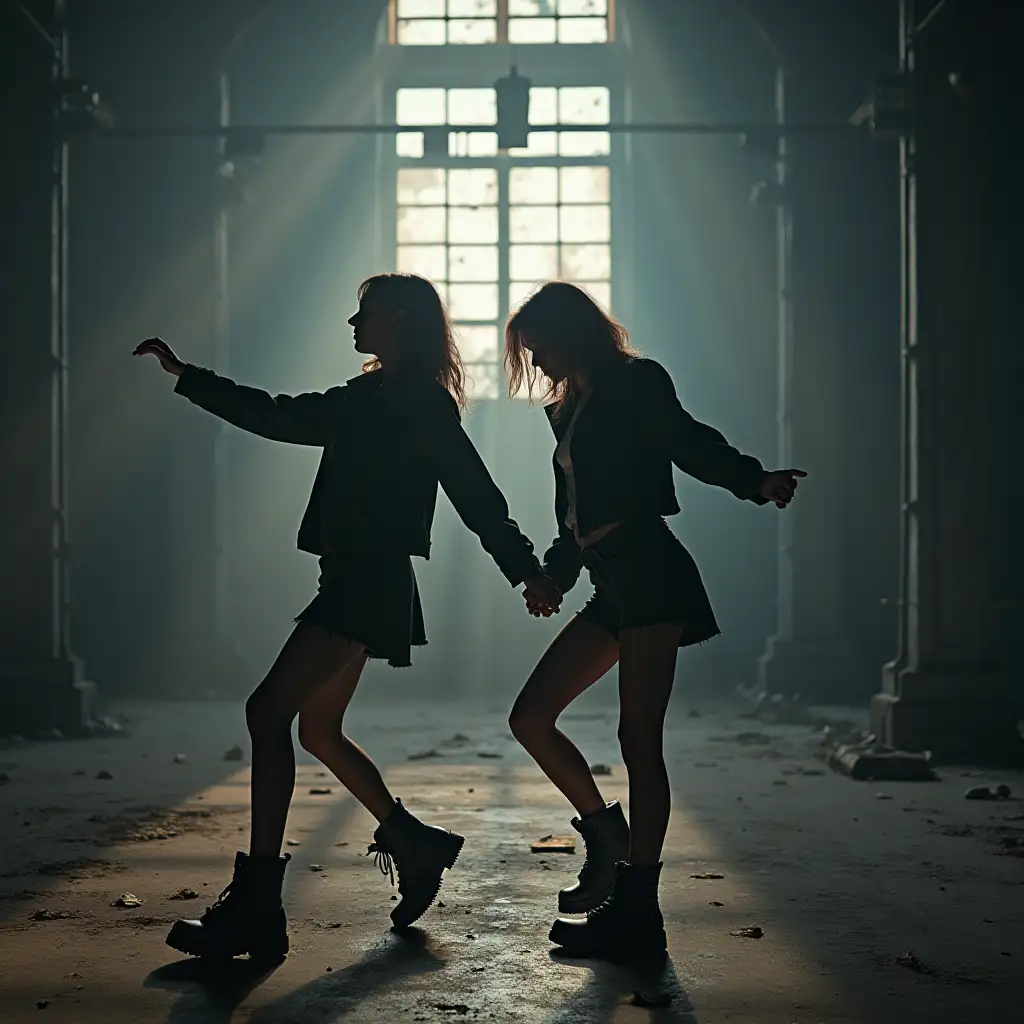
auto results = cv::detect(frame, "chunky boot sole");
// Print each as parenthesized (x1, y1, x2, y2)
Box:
(165, 918, 289, 964)
(557, 878, 616, 915)
(390, 830, 464, 929)
(548, 919, 667, 966)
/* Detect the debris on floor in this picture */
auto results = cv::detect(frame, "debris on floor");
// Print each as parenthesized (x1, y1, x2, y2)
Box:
(223, 745, 244, 761)
(828, 739, 937, 782)
(31, 909, 75, 920)
(530, 835, 576, 854)
(408, 749, 441, 761)
(476, 751, 503, 759)
(36, 999, 50, 1009)
(731, 926, 764, 938)
(708, 900, 724, 906)
(308, 788, 332, 795)
(168, 889, 199, 900)
(433, 1003, 470, 1014)
(965, 784, 1012, 801)
(690, 872, 724, 879)
(172, 753, 188, 764)
(286, 839, 301, 846)
(95, 770, 113, 780)
(589, 763, 613, 775)
(111, 893, 144, 908)
(309, 864, 324, 872)
(893, 950, 931, 974)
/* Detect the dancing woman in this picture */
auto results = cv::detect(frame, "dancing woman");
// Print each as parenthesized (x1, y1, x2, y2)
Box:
(134, 272, 561, 961)
(505, 282, 803, 965)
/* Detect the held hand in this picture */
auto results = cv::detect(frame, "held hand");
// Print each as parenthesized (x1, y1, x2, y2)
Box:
(133, 337, 186, 377)
(759, 468, 807, 509)
(522, 574, 562, 618)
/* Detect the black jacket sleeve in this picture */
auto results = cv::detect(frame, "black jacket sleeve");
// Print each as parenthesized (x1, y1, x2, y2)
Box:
(636, 360, 768, 503)
(541, 463, 584, 594)
(173, 365, 343, 446)
(413, 384, 543, 587)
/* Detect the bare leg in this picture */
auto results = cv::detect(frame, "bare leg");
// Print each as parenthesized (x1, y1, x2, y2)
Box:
(509, 615, 620, 818)
(297, 651, 398, 823)
(244, 622, 365, 858)
(617, 623, 684, 865)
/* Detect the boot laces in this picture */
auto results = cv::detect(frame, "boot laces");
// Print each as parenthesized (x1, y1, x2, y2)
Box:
(201, 879, 236, 920)
(366, 843, 398, 887)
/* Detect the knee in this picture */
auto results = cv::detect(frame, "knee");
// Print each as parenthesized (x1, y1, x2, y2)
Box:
(508, 701, 552, 749)
(296, 713, 340, 756)
(617, 720, 662, 769)
(245, 688, 291, 739)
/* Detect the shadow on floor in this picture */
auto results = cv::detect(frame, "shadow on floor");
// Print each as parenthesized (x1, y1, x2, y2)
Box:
(545, 953, 697, 1024)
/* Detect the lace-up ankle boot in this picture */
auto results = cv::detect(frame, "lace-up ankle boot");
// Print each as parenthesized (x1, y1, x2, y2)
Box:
(558, 801, 630, 913)
(166, 851, 290, 962)
(549, 861, 667, 966)
(367, 799, 464, 928)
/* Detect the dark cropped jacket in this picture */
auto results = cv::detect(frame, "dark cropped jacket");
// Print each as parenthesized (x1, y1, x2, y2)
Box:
(542, 356, 769, 592)
(174, 364, 542, 587)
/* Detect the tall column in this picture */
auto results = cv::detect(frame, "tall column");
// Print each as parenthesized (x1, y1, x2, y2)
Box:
(870, 0, 1024, 763)
(0, 1, 95, 734)
(757, 68, 861, 701)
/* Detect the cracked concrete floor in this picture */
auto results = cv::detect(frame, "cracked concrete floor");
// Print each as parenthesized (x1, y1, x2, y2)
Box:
(1, 697, 1022, 1023)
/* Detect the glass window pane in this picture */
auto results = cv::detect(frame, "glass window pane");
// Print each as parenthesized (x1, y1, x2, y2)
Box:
(575, 281, 611, 309)
(559, 86, 610, 124)
(448, 168, 498, 206)
(449, 245, 499, 281)
(510, 244, 559, 280)
(509, 167, 558, 205)
(508, 132, 558, 158)
(466, 363, 500, 401)
(449, 283, 498, 321)
(457, 325, 499, 362)
(398, 0, 445, 14)
(509, 280, 540, 310)
(448, 18, 498, 43)
(397, 19, 447, 44)
(510, 205, 559, 242)
(396, 132, 424, 158)
(449, 205, 499, 243)
(396, 88, 446, 126)
(559, 204, 610, 243)
(448, 132, 499, 157)
(558, 0, 607, 13)
(509, 0, 548, 12)
(559, 165, 610, 203)
(397, 245, 447, 280)
(449, 0, 498, 14)
(558, 17, 608, 42)
(398, 206, 446, 243)
(447, 88, 497, 125)
(397, 168, 446, 205)
(509, 17, 557, 43)
(528, 88, 558, 125)
(559, 131, 611, 156)
(560, 243, 610, 280)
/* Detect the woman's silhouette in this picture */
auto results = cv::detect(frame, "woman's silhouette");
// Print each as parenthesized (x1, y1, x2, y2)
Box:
(134, 272, 561, 962)
(504, 282, 804, 966)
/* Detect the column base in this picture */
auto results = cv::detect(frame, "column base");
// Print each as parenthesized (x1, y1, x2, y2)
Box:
(757, 635, 869, 703)
(871, 665, 1024, 766)
(0, 656, 97, 737)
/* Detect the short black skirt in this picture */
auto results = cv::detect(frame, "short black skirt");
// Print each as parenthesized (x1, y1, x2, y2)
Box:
(576, 518, 721, 648)
(294, 552, 426, 668)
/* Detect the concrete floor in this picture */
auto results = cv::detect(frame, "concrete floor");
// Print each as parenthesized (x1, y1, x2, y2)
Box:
(0, 697, 1022, 1023)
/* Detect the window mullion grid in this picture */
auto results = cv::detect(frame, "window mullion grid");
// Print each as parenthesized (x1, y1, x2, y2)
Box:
(497, 156, 510, 391)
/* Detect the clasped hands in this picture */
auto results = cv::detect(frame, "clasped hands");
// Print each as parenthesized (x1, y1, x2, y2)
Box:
(522, 574, 562, 618)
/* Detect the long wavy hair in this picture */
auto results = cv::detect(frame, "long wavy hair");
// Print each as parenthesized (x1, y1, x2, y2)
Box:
(505, 282, 635, 417)
(359, 272, 467, 410)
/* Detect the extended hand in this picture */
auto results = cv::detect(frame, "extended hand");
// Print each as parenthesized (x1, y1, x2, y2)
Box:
(759, 468, 807, 509)
(523, 574, 562, 618)
(133, 337, 186, 377)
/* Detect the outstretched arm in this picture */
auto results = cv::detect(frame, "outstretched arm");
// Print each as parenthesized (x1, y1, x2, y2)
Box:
(134, 337, 341, 446)
(413, 385, 553, 595)
(637, 359, 769, 502)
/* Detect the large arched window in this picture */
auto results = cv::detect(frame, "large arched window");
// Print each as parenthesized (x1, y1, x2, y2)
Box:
(380, 0, 625, 398)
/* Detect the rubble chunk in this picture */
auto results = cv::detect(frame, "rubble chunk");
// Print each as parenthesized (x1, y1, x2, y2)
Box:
(223, 745, 244, 761)
(531, 835, 576, 854)
(111, 893, 144, 908)
(731, 926, 763, 938)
